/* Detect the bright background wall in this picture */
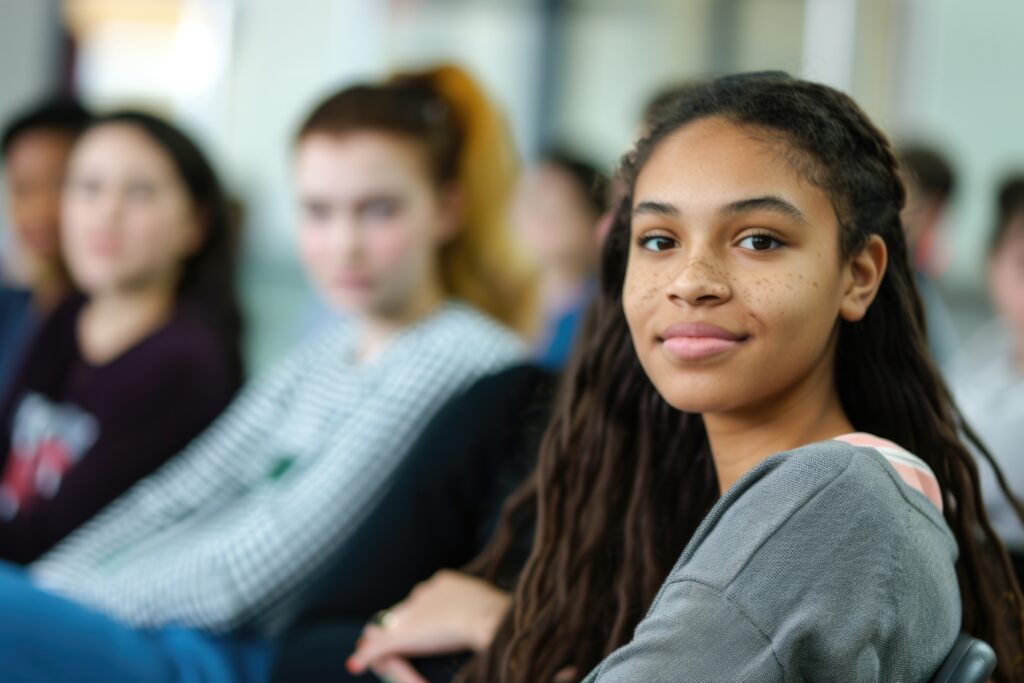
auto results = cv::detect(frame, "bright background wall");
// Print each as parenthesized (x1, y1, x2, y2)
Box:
(3, 0, 1021, 371)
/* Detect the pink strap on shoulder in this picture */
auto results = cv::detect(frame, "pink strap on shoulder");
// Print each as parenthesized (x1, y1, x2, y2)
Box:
(833, 433, 944, 513)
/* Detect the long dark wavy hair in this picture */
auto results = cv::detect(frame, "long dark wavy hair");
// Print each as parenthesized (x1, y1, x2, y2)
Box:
(84, 111, 244, 385)
(460, 72, 1024, 682)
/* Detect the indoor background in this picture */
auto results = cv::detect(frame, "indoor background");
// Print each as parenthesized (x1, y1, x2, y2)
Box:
(2, 0, 1021, 372)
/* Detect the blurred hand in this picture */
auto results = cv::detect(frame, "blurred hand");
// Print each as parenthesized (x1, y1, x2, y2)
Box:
(369, 655, 428, 683)
(346, 570, 510, 676)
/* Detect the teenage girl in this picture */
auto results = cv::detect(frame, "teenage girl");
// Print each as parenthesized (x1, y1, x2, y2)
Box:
(351, 72, 1024, 683)
(0, 112, 242, 563)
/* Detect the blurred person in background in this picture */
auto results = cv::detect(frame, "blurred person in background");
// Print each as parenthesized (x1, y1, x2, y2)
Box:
(511, 151, 606, 368)
(0, 111, 243, 564)
(0, 99, 92, 395)
(899, 145, 960, 364)
(0, 64, 531, 683)
(948, 174, 1024, 580)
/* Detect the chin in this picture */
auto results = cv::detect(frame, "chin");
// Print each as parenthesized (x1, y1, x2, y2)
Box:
(318, 286, 369, 313)
(645, 369, 737, 415)
(659, 393, 731, 415)
(70, 273, 114, 295)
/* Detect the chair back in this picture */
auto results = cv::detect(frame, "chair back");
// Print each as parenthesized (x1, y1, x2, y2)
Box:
(930, 633, 997, 683)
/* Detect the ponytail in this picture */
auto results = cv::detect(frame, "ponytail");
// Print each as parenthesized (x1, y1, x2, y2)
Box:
(398, 65, 536, 335)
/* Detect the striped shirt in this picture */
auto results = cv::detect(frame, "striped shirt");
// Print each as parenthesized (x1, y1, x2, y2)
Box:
(833, 432, 943, 512)
(29, 301, 523, 635)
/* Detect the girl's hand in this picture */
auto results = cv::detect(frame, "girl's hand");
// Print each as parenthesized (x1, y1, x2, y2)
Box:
(346, 570, 510, 675)
(368, 656, 428, 683)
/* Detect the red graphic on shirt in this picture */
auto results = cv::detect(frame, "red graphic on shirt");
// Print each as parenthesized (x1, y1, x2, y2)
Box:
(0, 393, 98, 519)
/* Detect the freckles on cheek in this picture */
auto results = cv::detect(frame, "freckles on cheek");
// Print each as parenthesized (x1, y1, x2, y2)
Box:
(737, 272, 816, 331)
(622, 268, 664, 324)
(630, 260, 672, 300)
(737, 276, 782, 312)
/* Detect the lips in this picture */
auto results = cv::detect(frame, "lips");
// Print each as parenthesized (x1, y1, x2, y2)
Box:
(332, 272, 373, 289)
(659, 322, 748, 361)
(84, 237, 122, 258)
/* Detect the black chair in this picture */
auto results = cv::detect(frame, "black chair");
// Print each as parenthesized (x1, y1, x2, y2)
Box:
(930, 633, 996, 683)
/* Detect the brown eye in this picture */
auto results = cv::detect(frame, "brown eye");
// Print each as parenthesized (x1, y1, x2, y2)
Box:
(69, 177, 102, 198)
(738, 233, 783, 251)
(301, 201, 331, 222)
(361, 197, 400, 221)
(125, 181, 157, 202)
(638, 235, 677, 252)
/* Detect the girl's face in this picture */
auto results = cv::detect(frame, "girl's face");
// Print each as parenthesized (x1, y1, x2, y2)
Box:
(511, 162, 598, 270)
(5, 129, 76, 265)
(623, 117, 882, 415)
(295, 132, 457, 318)
(62, 124, 203, 296)
(989, 217, 1024, 341)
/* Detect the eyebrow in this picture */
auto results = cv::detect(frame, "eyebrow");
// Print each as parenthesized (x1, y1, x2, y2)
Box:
(719, 195, 807, 224)
(632, 200, 678, 217)
(632, 195, 808, 224)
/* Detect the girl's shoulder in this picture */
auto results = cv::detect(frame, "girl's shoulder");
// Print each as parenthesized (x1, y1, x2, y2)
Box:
(830, 432, 943, 512)
(672, 436, 955, 591)
(625, 436, 960, 683)
(412, 300, 526, 360)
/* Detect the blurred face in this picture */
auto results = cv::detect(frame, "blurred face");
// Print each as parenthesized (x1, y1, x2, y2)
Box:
(901, 180, 944, 271)
(62, 124, 203, 296)
(4, 129, 76, 264)
(623, 117, 881, 415)
(512, 162, 599, 269)
(989, 217, 1024, 342)
(295, 132, 455, 318)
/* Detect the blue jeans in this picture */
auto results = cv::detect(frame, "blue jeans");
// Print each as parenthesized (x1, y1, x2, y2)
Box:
(0, 562, 272, 682)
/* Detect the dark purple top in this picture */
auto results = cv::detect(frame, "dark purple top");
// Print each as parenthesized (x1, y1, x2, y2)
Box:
(0, 296, 238, 563)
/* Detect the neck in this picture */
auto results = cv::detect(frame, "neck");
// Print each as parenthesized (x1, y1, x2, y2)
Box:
(32, 269, 70, 314)
(703, 357, 854, 495)
(14, 256, 69, 314)
(78, 285, 177, 365)
(356, 275, 445, 363)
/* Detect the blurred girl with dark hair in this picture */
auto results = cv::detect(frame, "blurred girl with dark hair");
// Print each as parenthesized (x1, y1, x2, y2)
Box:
(0, 111, 242, 564)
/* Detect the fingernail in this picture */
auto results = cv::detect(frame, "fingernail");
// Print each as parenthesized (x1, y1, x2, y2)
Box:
(356, 637, 365, 648)
(346, 657, 359, 674)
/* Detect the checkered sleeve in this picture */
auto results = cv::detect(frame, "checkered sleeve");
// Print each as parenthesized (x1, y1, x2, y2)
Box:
(58, 316, 520, 633)
(29, 331, 328, 593)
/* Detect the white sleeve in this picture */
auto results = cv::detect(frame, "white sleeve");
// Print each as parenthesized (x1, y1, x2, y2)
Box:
(31, 342, 311, 588)
(79, 349, 487, 632)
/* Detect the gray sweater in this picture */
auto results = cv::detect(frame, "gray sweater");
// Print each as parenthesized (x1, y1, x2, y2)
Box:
(583, 440, 961, 682)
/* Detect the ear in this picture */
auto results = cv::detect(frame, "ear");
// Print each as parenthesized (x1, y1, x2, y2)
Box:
(839, 234, 887, 323)
(182, 205, 209, 256)
(435, 184, 464, 244)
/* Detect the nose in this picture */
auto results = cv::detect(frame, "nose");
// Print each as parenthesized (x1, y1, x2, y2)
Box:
(665, 256, 731, 307)
(86, 188, 125, 229)
(327, 214, 364, 262)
